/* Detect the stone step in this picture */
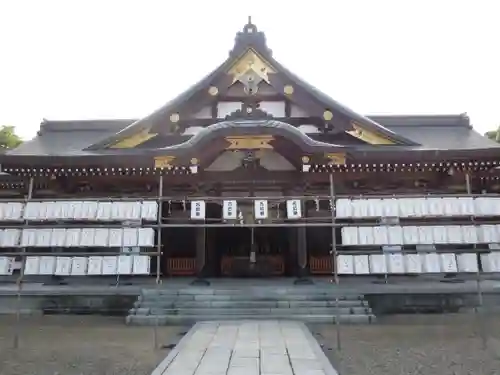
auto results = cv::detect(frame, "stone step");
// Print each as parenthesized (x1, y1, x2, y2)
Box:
(132, 306, 372, 316)
(140, 293, 364, 302)
(126, 313, 376, 326)
(141, 288, 364, 298)
(134, 299, 367, 309)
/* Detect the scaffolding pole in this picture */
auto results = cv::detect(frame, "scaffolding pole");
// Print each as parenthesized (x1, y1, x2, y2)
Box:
(329, 173, 342, 351)
(154, 174, 163, 349)
(467, 172, 487, 348)
(13, 176, 34, 349)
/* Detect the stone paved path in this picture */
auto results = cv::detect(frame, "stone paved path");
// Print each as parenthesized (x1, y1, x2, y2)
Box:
(152, 320, 338, 375)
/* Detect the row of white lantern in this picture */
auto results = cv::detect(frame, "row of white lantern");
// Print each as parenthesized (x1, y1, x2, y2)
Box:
(0, 228, 155, 248)
(0, 255, 151, 276)
(190, 199, 303, 220)
(336, 252, 500, 274)
(336, 197, 500, 218)
(341, 225, 500, 246)
(0, 201, 159, 222)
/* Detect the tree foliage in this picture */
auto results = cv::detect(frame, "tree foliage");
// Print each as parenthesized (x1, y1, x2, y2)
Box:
(0, 125, 23, 150)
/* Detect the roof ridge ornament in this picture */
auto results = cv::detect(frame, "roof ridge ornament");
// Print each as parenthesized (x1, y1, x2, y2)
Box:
(224, 101, 274, 121)
(230, 17, 272, 58)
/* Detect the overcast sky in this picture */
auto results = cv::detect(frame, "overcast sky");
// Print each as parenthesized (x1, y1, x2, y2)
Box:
(0, 0, 498, 140)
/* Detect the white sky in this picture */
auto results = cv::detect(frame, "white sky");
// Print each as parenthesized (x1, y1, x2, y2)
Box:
(0, 0, 499, 140)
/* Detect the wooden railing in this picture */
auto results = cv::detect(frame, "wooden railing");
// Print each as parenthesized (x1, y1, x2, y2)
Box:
(309, 256, 333, 275)
(167, 257, 196, 276)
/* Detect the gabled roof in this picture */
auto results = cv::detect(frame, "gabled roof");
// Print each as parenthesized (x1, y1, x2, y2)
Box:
(6, 113, 500, 158)
(88, 20, 417, 149)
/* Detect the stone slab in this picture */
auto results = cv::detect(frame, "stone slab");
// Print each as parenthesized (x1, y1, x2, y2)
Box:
(150, 320, 338, 375)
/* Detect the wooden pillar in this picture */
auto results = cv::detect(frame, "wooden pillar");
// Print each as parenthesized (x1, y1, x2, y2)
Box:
(297, 225, 308, 277)
(195, 227, 206, 277)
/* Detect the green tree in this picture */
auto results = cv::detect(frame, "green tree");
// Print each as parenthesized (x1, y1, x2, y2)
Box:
(0, 125, 23, 150)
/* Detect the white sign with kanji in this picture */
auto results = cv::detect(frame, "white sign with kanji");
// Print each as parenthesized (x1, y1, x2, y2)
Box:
(222, 200, 237, 220)
(190, 200, 206, 220)
(254, 200, 268, 219)
(286, 199, 302, 219)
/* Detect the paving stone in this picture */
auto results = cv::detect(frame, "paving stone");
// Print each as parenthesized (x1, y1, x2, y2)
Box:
(150, 320, 338, 375)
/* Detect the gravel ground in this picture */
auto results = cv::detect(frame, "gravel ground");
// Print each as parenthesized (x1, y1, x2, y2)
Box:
(0, 315, 187, 375)
(311, 313, 500, 375)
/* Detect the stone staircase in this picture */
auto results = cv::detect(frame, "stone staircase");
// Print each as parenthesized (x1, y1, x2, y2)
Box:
(126, 286, 376, 325)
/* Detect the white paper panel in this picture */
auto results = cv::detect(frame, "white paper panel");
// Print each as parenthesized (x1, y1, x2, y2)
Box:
(446, 226, 463, 244)
(336, 255, 354, 274)
(94, 228, 110, 247)
(369, 254, 387, 274)
(80, 201, 98, 220)
(58, 201, 71, 219)
(80, 228, 96, 247)
(117, 255, 133, 275)
(141, 201, 158, 221)
(254, 200, 268, 219)
(426, 198, 444, 216)
(0, 256, 13, 275)
(373, 226, 389, 245)
(403, 226, 419, 245)
(1, 229, 20, 247)
(111, 202, 126, 221)
(71, 257, 88, 276)
(382, 199, 399, 217)
(341, 227, 358, 246)
(108, 228, 123, 247)
(21, 229, 37, 247)
(367, 199, 384, 218)
(387, 226, 403, 245)
(480, 225, 499, 243)
(38, 256, 56, 275)
(101, 256, 118, 275)
(35, 229, 52, 247)
(96, 202, 113, 221)
(456, 253, 478, 273)
(353, 255, 370, 274)
(64, 229, 81, 247)
(50, 228, 66, 247)
(138, 228, 155, 247)
(132, 255, 150, 275)
(190, 200, 206, 220)
(335, 199, 351, 218)
(24, 202, 42, 220)
(122, 228, 138, 247)
(462, 226, 478, 244)
(432, 226, 448, 244)
(417, 226, 434, 245)
(440, 253, 458, 273)
(386, 253, 404, 274)
(24, 256, 40, 275)
(398, 198, 416, 217)
(422, 253, 441, 273)
(3, 202, 23, 221)
(442, 198, 459, 216)
(413, 198, 428, 217)
(357, 227, 373, 245)
(87, 256, 103, 275)
(286, 200, 302, 219)
(404, 254, 422, 273)
(72, 201, 84, 220)
(457, 197, 475, 216)
(55, 257, 72, 276)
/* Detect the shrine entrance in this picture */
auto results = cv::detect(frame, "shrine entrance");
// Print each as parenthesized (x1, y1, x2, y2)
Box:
(211, 226, 290, 277)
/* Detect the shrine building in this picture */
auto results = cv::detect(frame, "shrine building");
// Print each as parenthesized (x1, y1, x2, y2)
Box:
(1, 20, 500, 280)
